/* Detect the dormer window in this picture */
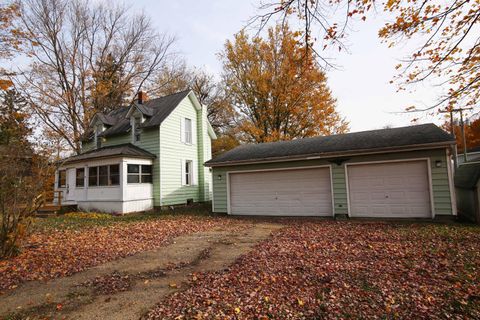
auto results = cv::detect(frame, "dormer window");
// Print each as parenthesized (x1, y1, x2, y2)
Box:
(94, 123, 104, 149)
(132, 116, 142, 143)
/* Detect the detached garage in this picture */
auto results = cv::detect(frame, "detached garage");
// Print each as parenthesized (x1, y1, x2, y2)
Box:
(206, 124, 457, 219)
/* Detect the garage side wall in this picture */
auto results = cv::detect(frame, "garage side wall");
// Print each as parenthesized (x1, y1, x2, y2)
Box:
(211, 148, 453, 216)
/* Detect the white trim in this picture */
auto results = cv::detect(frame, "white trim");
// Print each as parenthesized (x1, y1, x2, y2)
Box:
(211, 176, 216, 212)
(329, 165, 335, 217)
(345, 158, 435, 219)
(226, 172, 231, 215)
(344, 164, 351, 217)
(446, 148, 457, 216)
(427, 158, 436, 218)
(206, 143, 454, 168)
(158, 128, 162, 207)
(226, 165, 333, 216)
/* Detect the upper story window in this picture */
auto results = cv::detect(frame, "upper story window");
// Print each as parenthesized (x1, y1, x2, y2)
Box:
(58, 170, 66, 188)
(133, 116, 142, 143)
(95, 124, 103, 149)
(183, 118, 192, 144)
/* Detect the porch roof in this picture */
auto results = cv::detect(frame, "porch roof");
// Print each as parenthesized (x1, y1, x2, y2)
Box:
(61, 143, 156, 164)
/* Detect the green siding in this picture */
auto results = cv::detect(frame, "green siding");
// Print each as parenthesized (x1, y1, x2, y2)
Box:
(81, 141, 94, 153)
(103, 134, 131, 147)
(212, 148, 454, 216)
(137, 128, 161, 206)
(159, 96, 202, 206)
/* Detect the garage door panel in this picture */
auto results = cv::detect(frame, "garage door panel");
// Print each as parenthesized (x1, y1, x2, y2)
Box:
(348, 161, 431, 218)
(229, 168, 332, 216)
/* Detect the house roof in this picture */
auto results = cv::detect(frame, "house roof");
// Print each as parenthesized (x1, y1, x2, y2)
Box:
(85, 90, 192, 141)
(61, 143, 156, 164)
(205, 123, 455, 167)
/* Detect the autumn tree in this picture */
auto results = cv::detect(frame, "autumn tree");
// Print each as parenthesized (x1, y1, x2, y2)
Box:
(91, 53, 128, 115)
(14, 0, 176, 154)
(444, 117, 480, 153)
(0, 1, 24, 90)
(220, 24, 348, 143)
(253, 0, 480, 111)
(0, 89, 53, 258)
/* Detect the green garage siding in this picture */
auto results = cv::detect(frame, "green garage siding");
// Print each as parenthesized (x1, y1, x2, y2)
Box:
(211, 148, 454, 216)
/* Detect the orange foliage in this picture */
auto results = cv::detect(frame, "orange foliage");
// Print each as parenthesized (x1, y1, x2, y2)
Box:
(444, 117, 480, 152)
(220, 24, 348, 143)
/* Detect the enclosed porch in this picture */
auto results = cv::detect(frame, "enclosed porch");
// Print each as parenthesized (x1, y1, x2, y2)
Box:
(54, 144, 156, 214)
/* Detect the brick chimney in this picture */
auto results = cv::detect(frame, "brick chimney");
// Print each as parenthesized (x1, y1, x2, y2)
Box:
(137, 91, 147, 104)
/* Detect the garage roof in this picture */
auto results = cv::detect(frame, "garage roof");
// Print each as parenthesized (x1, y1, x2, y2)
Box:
(205, 123, 455, 166)
(61, 143, 156, 164)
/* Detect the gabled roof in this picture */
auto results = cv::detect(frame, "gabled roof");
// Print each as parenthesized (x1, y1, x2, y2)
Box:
(85, 90, 192, 141)
(205, 123, 455, 167)
(62, 143, 156, 164)
(139, 90, 191, 128)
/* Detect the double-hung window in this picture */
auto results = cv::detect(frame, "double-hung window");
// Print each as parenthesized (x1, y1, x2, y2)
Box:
(184, 118, 192, 144)
(184, 160, 192, 186)
(127, 164, 152, 184)
(88, 165, 120, 187)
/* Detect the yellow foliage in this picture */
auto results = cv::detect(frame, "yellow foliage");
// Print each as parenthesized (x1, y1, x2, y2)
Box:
(64, 212, 113, 219)
(220, 24, 348, 144)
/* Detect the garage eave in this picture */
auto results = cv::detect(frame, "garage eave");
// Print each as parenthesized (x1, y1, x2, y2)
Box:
(205, 141, 454, 167)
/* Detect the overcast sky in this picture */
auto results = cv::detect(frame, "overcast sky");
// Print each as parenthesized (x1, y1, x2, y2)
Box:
(124, 0, 445, 132)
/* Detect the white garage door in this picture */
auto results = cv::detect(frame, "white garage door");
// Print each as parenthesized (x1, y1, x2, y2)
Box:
(229, 168, 332, 216)
(347, 161, 431, 218)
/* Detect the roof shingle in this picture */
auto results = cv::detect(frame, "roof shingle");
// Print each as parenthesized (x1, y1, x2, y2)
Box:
(205, 123, 454, 166)
(87, 90, 191, 140)
(62, 143, 156, 164)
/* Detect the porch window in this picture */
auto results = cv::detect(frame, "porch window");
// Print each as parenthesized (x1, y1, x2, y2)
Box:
(58, 170, 66, 188)
(88, 167, 98, 186)
(127, 164, 152, 184)
(141, 165, 152, 183)
(88, 164, 120, 186)
(76, 168, 85, 187)
(110, 164, 120, 185)
(98, 166, 108, 186)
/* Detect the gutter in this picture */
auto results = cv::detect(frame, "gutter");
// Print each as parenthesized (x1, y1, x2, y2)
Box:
(205, 141, 455, 167)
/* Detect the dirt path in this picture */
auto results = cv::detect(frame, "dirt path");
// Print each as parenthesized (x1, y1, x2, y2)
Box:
(0, 222, 283, 320)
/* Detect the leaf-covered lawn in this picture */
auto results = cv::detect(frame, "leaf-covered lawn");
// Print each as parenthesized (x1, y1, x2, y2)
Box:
(0, 213, 244, 292)
(146, 221, 480, 319)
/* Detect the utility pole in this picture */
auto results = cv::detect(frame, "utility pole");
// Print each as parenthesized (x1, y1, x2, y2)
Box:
(440, 107, 473, 166)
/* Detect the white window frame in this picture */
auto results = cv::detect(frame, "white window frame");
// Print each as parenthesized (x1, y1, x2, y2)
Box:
(184, 118, 192, 144)
(181, 159, 196, 186)
(132, 116, 142, 143)
(95, 123, 103, 149)
(185, 160, 192, 186)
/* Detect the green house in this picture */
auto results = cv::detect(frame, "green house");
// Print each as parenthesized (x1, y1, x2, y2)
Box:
(55, 90, 216, 214)
(205, 124, 457, 219)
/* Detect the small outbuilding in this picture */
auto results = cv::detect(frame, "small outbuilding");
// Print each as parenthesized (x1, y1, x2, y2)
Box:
(205, 124, 457, 219)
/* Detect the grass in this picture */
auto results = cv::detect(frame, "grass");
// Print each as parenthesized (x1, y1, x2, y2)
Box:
(32, 204, 217, 232)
